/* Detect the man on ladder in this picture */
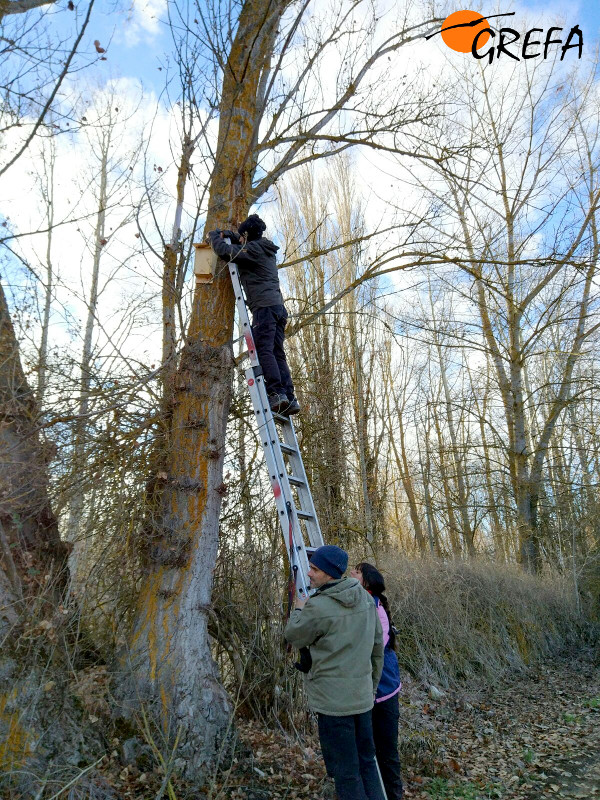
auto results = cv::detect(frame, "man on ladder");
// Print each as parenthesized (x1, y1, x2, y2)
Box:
(207, 214, 300, 415)
(206, 218, 388, 799)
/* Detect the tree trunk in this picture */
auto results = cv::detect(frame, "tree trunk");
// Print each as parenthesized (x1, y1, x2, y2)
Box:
(121, 0, 287, 775)
(477, 387, 505, 559)
(67, 135, 109, 583)
(430, 388, 462, 557)
(349, 306, 374, 542)
(417, 412, 442, 555)
(162, 137, 193, 404)
(37, 139, 56, 408)
(0, 280, 67, 631)
(435, 341, 475, 556)
(386, 384, 427, 553)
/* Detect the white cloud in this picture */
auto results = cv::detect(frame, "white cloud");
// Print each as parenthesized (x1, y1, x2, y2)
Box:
(0, 79, 188, 390)
(121, 0, 166, 46)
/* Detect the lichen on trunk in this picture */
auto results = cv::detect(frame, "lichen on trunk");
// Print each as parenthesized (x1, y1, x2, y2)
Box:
(120, 0, 289, 776)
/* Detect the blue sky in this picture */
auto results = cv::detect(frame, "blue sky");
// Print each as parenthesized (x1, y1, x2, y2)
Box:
(523, 0, 599, 43)
(50, 0, 600, 107)
(565, 1, 599, 41)
(67, 0, 170, 95)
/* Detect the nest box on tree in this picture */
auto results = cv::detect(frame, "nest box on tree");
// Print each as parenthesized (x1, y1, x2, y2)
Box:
(193, 243, 218, 284)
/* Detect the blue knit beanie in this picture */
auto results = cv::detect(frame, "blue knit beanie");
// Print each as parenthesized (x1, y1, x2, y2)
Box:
(309, 545, 348, 580)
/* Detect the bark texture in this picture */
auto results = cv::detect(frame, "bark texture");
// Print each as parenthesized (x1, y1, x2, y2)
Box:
(0, 280, 67, 630)
(0, 0, 55, 19)
(122, 0, 289, 776)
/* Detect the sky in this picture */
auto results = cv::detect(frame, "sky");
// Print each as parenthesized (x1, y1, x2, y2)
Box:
(566, 1, 599, 40)
(50, 1, 600, 103)
(3, 0, 600, 385)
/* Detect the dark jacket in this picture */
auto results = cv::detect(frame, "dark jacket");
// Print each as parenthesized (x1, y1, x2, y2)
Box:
(208, 230, 283, 312)
(284, 578, 384, 716)
(373, 596, 401, 702)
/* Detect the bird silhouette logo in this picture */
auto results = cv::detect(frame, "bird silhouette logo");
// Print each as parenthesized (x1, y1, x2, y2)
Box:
(425, 10, 514, 53)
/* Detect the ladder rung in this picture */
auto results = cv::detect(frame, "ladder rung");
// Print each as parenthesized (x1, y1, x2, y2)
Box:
(296, 511, 314, 521)
(288, 476, 305, 487)
(279, 443, 297, 456)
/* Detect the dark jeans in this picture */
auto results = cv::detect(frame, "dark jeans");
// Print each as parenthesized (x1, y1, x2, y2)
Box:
(372, 694, 403, 799)
(251, 304, 294, 399)
(317, 712, 386, 800)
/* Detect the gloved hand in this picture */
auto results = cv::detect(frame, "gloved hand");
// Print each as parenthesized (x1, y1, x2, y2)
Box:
(294, 647, 312, 673)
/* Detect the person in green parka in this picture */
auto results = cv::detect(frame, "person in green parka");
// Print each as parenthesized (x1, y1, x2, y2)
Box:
(284, 545, 385, 800)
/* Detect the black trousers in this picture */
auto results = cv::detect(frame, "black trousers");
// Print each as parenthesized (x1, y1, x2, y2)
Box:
(317, 711, 386, 800)
(251, 304, 294, 399)
(372, 694, 403, 799)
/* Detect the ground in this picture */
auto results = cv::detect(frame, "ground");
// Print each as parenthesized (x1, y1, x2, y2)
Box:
(66, 651, 599, 799)
(216, 651, 600, 800)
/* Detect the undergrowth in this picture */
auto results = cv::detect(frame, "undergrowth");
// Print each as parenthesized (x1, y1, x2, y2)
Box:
(375, 555, 594, 688)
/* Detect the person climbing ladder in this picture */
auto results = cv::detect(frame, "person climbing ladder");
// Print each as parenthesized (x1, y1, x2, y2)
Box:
(208, 214, 300, 415)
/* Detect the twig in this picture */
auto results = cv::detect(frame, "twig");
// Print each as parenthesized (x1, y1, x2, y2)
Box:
(45, 756, 104, 800)
(154, 724, 182, 800)
(0, 0, 96, 178)
(138, 706, 181, 800)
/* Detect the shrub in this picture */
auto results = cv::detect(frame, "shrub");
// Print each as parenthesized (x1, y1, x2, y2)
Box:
(365, 554, 592, 688)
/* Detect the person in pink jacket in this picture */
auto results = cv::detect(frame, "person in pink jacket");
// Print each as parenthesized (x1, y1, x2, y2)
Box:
(351, 562, 403, 799)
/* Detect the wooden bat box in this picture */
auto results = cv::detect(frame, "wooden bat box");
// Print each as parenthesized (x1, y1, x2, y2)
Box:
(193, 243, 217, 284)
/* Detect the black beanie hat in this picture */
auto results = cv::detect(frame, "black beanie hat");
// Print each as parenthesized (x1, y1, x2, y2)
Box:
(238, 214, 266, 241)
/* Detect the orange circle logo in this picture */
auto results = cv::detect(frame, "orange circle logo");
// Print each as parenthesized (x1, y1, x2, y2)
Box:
(440, 10, 491, 53)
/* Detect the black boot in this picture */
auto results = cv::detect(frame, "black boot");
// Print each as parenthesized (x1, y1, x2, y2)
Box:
(269, 393, 289, 412)
(282, 397, 300, 415)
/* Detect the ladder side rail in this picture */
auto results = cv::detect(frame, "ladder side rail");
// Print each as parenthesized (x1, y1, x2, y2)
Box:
(245, 369, 311, 596)
(280, 421, 325, 549)
(250, 373, 312, 588)
(278, 452, 324, 549)
(272, 445, 320, 540)
(228, 254, 317, 594)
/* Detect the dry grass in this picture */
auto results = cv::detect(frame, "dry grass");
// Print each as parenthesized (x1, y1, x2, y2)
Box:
(373, 554, 592, 688)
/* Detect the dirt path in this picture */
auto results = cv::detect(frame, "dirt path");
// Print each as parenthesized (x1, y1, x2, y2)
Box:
(397, 652, 600, 800)
(226, 651, 599, 800)
(534, 750, 600, 800)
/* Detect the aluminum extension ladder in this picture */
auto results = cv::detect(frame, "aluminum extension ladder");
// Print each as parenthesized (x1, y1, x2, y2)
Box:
(228, 262, 325, 598)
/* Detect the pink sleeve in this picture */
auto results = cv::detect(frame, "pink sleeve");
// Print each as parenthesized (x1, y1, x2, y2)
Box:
(377, 602, 389, 647)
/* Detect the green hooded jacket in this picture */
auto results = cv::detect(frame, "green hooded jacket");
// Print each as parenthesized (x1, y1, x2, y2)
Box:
(284, 577, 384, 716)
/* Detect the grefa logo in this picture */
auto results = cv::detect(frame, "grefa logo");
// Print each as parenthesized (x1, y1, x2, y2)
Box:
(425, 10, 583, 64)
